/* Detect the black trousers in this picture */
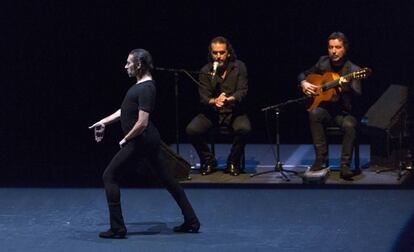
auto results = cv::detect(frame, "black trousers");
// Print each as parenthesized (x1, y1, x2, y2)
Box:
(102, 140, 197, 230)
(308, 107, 358, 166)
(186, 113, 251, 165)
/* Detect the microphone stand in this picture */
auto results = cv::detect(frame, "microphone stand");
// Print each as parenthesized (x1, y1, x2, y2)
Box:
(250, 96, 308, 181)
(155, 67, 208, 154)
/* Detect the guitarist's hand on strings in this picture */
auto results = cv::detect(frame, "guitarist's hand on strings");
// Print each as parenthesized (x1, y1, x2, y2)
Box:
(300, 80, 318, 96)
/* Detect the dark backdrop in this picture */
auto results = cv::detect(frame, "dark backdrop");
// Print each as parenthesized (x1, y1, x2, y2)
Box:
(1, 0, 413, 185)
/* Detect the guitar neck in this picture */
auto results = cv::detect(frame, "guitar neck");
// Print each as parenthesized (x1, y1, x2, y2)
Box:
(321, 72, 354, 92)
(321, 80, 340, 91)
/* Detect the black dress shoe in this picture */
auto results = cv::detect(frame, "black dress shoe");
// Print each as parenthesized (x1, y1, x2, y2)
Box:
(173, 220, 200, 233)
(201, 163, 216, 176)
(310, 158, 327, 171)
(225, 163, 240, 176)
(340, 165, 354, 180)
(99, 227, 127, 239)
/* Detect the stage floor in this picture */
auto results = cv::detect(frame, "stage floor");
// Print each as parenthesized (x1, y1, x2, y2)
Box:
(174, 144, 412, 186)
(1, 188, 414, 252)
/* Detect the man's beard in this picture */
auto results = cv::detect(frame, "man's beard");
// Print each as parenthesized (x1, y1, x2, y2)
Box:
(216, 60, 228, 75)
(127, 68, 137, 77)
(217, 58, 228, 67)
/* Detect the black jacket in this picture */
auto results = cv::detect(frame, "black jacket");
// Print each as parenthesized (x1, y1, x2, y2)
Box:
(198, 60, 248, 115)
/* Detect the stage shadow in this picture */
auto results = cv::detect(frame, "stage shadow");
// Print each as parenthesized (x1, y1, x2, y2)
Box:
(126, 221, 173, 235)
(70, 222, 180, 242)
(392, 212, 414, 251)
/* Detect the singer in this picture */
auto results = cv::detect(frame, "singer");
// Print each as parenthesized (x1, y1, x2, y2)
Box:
(89, 49, 200, 238)
(186, 36, 251, 176)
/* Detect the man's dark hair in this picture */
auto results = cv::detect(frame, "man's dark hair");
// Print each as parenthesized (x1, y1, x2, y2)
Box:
(327, 32, 349, 51)
(207, 36, 237, 62)
(129, 48, 154, 77)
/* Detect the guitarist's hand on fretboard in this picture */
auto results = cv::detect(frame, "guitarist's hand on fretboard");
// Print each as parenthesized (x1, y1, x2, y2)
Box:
(338, 76, 350, 87)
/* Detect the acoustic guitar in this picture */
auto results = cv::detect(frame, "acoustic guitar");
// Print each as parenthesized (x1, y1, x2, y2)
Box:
(305, 67, 371, 111)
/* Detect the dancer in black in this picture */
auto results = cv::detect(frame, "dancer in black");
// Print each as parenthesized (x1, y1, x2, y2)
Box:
(89, 49, 200, 239)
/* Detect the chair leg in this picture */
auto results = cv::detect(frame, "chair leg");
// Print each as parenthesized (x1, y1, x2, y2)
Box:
(210, 131, 215, 157)
(354, 141, 360, 172)
(241, 150, 246, 171)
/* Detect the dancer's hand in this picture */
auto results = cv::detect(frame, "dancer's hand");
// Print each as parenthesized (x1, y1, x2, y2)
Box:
(119, 138, 127, 148)
(89, 121, 105, 142)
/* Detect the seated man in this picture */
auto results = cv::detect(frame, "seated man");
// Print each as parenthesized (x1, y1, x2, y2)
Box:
(186, 36, 251, 176)
(298, 32, 362, 180)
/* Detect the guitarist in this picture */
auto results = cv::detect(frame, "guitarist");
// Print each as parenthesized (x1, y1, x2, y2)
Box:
(298, 32, 362, 180)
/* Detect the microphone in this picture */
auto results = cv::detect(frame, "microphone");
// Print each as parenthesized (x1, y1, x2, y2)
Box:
(211, 61, 218, 77)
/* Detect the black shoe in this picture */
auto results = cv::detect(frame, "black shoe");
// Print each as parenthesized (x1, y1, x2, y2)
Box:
(173, 220, 200, 233)
(310, 157, 327, 171)
(340, 165, 354, 180)
(99, 227, 127, 239)
(225, 163, 240, 176)
(201, 163, 216, 176)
